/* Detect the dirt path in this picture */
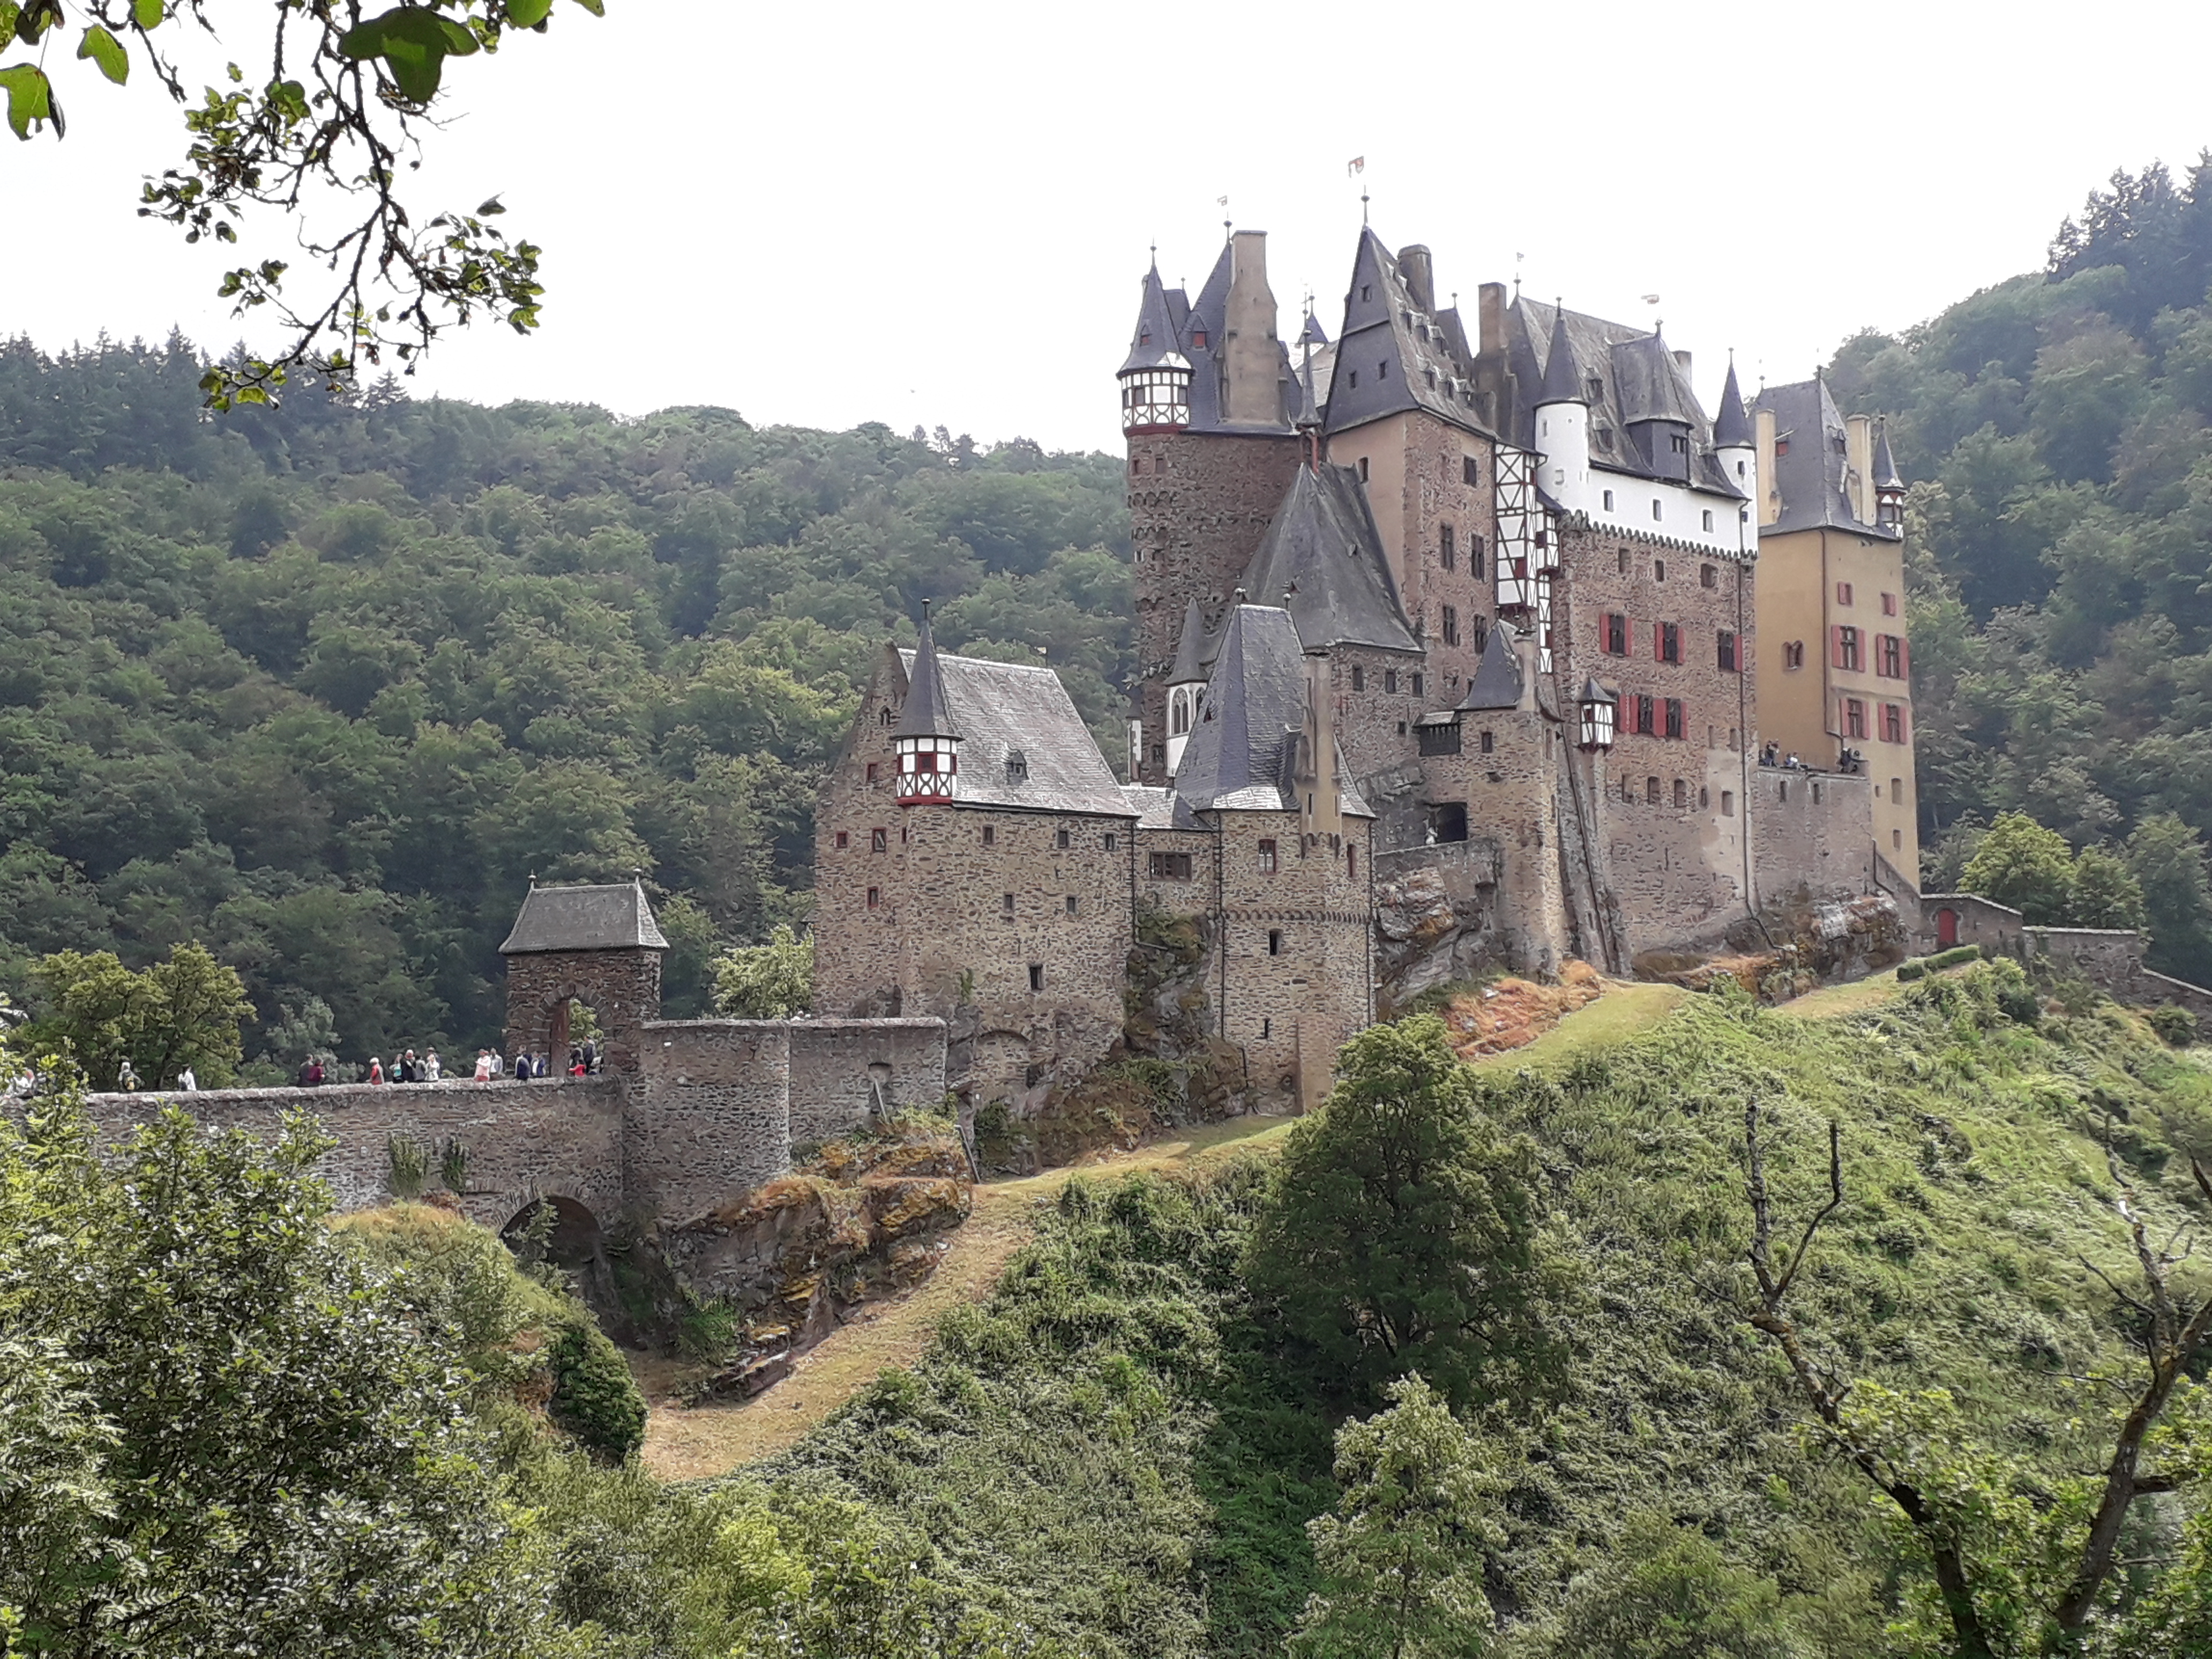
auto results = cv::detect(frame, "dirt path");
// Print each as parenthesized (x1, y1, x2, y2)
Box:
(634, 977, 1689, 1482)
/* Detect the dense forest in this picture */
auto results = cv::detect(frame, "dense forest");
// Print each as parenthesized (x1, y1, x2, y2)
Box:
(0, 345, 1131, 1075)
(12, 150, 2212, 1063)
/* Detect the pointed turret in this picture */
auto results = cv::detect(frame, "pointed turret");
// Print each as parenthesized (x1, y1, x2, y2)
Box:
(1873, 419, 1906, 532)
(1536, 304, 1584, 407)
(1118, 261, 1193, 436)
(1532, 302, 1592, 513)
(1713, 354, 1755, 502)
(893, 605, 960, 804)
(1298, 309, 1329, 349)
(1458, 623, 1526, 711)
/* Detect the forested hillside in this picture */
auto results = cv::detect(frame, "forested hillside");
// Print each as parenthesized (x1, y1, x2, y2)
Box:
(1829, 156, 2212, 978)
(0, 339, 1130, 1072)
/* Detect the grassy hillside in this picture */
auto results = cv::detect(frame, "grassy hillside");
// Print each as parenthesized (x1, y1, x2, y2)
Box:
(738, 966, 2212, 1656)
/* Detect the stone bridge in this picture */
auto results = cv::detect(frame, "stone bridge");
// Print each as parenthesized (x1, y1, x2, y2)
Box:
(74, 881, 950, 1246)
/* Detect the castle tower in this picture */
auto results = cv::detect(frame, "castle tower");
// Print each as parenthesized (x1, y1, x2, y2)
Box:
(1118, 263, 1193, 440)
(499, 877, 667, 1073)
(892, 604, 960, 804)
(1533, 303, 1590, 515)
(1712, 356, 1756, 518)
(1873, 420, 1906, 532)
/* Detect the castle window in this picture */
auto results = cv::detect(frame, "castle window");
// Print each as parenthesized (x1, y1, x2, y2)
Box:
(1653, 559, 1666, 581)
(1834, 626, 1862, 672)
(865, 762, 878, 783)
(1262, 1018, 1272, 1040)
(1878, 634, 1905, 678)
(1651, 499, 1664, 522)
(866, 886, 880, 908)
(1150, 851, 1193, 881)
(1348, 371, 1358, 389)
(1657, 622, 1681, 663)
(1674, 779, 1688, 808)
(1621, 775, 1635, 803)
(1028, 963, 1044, 992)
(835, 831, 850, 849)
(1604, 614, 1628, 655)
(1362, 284, 1372, 301)
(1844, 698, 1869, 740)
(1003, 893, 1015, 914)
(1104, 833, 1117, 850)
(871, 828, 887, 853)
(1359, 457, 1370, 482)
(1258, 839, 1279, 873)
(1066, 895, 1078, 915)
(1882, 591, 1898, 616)
(1717, 631, 1738, 672)
(1722, 790, 1735, 817)
(1586, 374, 1604, 402)
(1411, 673, 1424, 697)
(1417, 721, 1462, 757)
(1776, 437, 1791, 457)
(1399, 721, 1408, 735)
(1442, 606, 1460, 646)
(1597, 428, 1615, 453)
(1191, 328, 1206, 350)
(1784, 640, 1805, 669)
(1603, 488, 1616, 510)
(1664, 698, 1685, 739)
(1634, 694, 1655, 735)
(1701, 510, 1714, 532)
(1425, 369, 1437, 390)
(1440, 524, 1455, 569)
(1646, 776, 1660, 804)
(1836, 581, 1854, 606)
(1882, 703, 1907, 744)
(1778, 779, 1788, 802)
(1471, 534, 1485, 577)
(982, 824, 996, 846)
(1379, 360, 1388, 379)
(1700, 785, 1710, 808)
(1463, 455, 1480, 487)
(1351, 665, 1365, 692)
(1169, 685, 1193, 737)
(1348, 845, 1358, 878)
(1130, 457, 1141, 476)
(901, 823, 910, 845)
(1618, 548, 1630, 573)
(1894, 827, 1904, 849)
(1701, 564, 1717, 588)
(1480, 729, 1494, 753)
(1384, 669, 1399, 694)
(1268, 929, 1283, 956)
(879, 708, 893, 726)
(1892, 776, 1903, 801)
(1056, 827, 1071, 850)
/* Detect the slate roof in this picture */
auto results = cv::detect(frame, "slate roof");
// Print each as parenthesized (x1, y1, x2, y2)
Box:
(1237, 464, 1421, 654)
(500, 881, 669, 954)
(1160, 241, 1301, 434)
(1323, 229, 1494, 438)
(1536, 305, 1582, 405)
(1298, 310, 1329, 348)
(1873, 421, 1904, 490)
(1119, 264, 1189, 376)
(1458, 625, 1526, 711)
(895, 647, 1134, 817)
(1713, 359, 1753, 450)
(1169, 606, 1374, 821)
(1120, 783, 1177, 829)
(1509, 298, 1743, 498)
(1751, 377, 1900, 538)
(893, 608, 957, 738)
(1167, 597, 1213, 686)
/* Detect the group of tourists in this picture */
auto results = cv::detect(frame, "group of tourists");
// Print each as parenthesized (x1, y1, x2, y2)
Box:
(294, 1041, 603, 1085)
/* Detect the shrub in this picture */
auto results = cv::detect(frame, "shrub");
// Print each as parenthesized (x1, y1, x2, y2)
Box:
(548, 1318, 646, 1461)
(2148, 1005, 2198, 1047)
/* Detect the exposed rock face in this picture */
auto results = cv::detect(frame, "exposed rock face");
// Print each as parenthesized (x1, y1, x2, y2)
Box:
(657, 1120, 972, 1397)
(1640, 893, 1909, 1001)
(1374, 866, 1499, 1008)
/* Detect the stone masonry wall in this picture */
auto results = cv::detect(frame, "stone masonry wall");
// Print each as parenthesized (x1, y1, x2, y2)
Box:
(1422, 706, 1572, 973)
(1325, 646, 1433, 786)
(503, 946, 662, 1074)
(1130, 430, 1306, 784)
(812, 649, 909, 1018)
(786, 1019, 950, 1149)
(78, 1077, 625, 1229)
(1751, 766, 1876, 909)
(633, 1021, 793, 1222)
(1378, 412, 1501, 699)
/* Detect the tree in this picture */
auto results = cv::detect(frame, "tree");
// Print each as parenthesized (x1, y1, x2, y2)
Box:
(2127, 813, 2212, 982)
(2, 0, 605, 405)
(25, 941, 250, 1088)
(0, 1093, 563, 1656)
(1961, 813, 2077, 924)
(2069, 845, 2148, 931)
(1287, 1374, 1499, 1659)
(1739, 1100, 2212, 1657)
(713, 924, 814, 1020)
(1535, 1514, 1798, 1659)
(1244, 1015, 1565, 1411)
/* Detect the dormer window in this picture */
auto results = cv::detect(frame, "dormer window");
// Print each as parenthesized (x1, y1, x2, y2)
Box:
(1586, 375, 1603, 402)
(1595, 427, 1614, 451)
(1190, 327, 1207, 350)
(1005, 750, 1028, 783)
(1776, 437, 1791, 457)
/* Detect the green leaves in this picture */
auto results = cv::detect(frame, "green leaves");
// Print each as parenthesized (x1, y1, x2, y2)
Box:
(505, 0, 554, 25)
(77, 24, 127, 85)
(338, 5, 480, 104)
(131, 0, 163, 29)
(0, 61, 56, 139)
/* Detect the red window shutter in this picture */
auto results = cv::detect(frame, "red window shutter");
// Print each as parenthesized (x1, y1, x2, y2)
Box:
(1900, 639, 1910, 678)
(1830, 625, 1844, 668)
(1653, 623, 1663, 660)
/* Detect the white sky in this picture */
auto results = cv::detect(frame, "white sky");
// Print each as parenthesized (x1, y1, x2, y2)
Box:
(17, 0, 2212, 453)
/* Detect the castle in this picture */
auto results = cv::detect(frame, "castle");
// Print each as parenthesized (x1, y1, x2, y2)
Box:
(811, 224, 1922, 1112)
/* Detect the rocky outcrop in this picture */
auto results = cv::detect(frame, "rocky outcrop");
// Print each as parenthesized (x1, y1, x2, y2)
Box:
(1374, 859, 1502, 1011)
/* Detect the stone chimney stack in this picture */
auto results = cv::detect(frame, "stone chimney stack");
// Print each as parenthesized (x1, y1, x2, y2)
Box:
(1398, 245, 1436, 312)
(1220, 230, 1282, 427)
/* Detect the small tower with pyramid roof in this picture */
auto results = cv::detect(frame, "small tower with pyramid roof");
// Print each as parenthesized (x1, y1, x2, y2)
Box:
(892, 604, 960, 805)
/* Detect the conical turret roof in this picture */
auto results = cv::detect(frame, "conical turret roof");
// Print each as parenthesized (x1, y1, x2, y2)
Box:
(1167, 598, 1213, 686)
(1238, 464, 1419, 654)
(1873, 420, 1904, 489)
(1713, 357, 1753, 449)
(1536, 303, 1583, 406)
(1118, 263, 1190, 376)
(893, 608, 959, 739)
(1459, 624, 1526, 711)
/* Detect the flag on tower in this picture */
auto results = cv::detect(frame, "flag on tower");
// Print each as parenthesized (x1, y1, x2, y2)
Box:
(1347, 156, 1365, 175)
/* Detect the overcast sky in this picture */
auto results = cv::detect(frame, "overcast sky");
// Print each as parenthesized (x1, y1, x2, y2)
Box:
(19, 0, 2212, 453)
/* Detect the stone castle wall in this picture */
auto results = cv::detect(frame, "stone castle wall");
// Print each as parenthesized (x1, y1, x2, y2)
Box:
(503, 946, 663, 1074)
(78, 1077, 626, 1230)
(787, 1019, 951, 1148)
(1751, 766, 1876, 910)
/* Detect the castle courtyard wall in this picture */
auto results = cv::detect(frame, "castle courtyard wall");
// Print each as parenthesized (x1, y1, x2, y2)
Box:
(1751, 766, 1875, 909)
(786, 1018, 951, 1148)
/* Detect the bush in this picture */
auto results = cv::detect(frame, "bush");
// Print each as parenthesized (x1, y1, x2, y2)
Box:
(548, 1318, 646, 1461)
(1899, 945, 1983, 983)
(2148, 1005, 2199, 1048)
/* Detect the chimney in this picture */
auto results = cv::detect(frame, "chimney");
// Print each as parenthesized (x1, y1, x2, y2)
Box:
(1221, 230, 1282, 427)
(1844, 413, 1875, 524)
(1478, 282, 1507, 355)
(1397, 245, 1435, 312)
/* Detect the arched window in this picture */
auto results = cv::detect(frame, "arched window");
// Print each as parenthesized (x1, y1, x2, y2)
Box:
(1168, 686, 1193, 738)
